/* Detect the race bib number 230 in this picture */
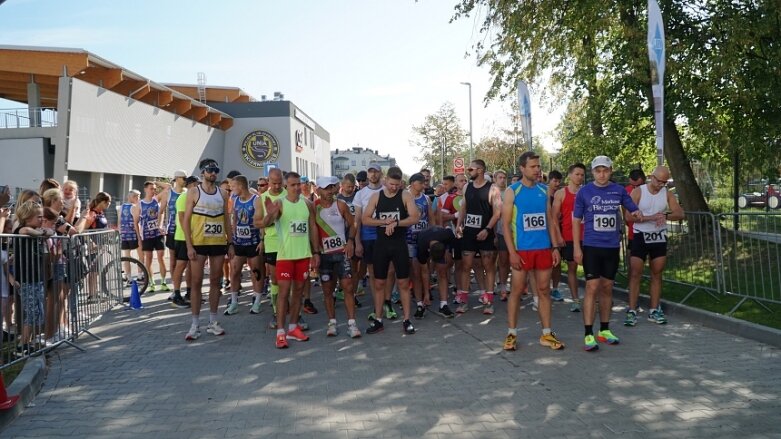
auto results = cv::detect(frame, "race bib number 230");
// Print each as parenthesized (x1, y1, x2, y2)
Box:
(204, 222, 224, 237)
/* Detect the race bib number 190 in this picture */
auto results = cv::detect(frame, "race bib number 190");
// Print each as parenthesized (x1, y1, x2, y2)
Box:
(465, 214, 482, 228)
(522, 213, 546, 232)
(593, 214, 616, 232)
(289, 220, 308, 236)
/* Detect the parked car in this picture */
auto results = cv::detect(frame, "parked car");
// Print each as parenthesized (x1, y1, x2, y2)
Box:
(738, 183, 780, 209)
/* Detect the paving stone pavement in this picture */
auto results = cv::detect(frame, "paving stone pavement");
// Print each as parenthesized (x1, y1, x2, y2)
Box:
(2, 270, 780, 439)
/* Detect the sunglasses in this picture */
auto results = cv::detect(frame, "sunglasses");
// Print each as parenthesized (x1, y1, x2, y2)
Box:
(258, 183, 268, 188)
(203, 166, 220, 174)
(650, 175, 668, 187)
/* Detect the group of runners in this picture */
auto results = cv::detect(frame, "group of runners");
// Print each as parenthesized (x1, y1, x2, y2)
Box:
(118, 152, 683, 351)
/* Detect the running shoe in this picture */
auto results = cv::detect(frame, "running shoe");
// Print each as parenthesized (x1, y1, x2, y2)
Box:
(354, 296, 362, 308)
(478, 291, 493, 306)
(183, 291, 190, 303)
(648, 307, 668, 324)
(298, 316, 309, 331)
(570, 300, 581, 313)
(597, 329, 619, 344)
(303, 299, 318, 314)
(500, 291, 508, 302)
(439, 305, 455, 318)
(402, 319, 416, 334)
(167, 292, 174, 301)
(414, 305, 426, 320)
(268, 315, 278, 329)
(391, 288, 401, 305)
(172, 295, 190, 308)
(550, 289, 563, 301)
(326, 321, 338, 337)
(624, 309, 638, 326)
(366, 319, 384, 334)
(148, 283, 156, 293)
(456, 302, 469, 314)
(286, 325, 309, 341)
(583, 334, 598, 351)
(185, 325, 200, 341)
(384, 303, 398, 320)
(540, 332, 565, 350)
(503, 333, 517, 351)
(160, 282, 171, 292)
(250, 300, 262, 314)
(532, 299, 539, 312)
(367, 312, 376, 322)
(206, 321, 225, 336)
(275, 333, 289, 349)
(483, 303, 494, 315)
(334, 288, 345, 301)
(356, 282, 365, 296)
(348, 324, 361, 338)
(224, 302, 239, 316)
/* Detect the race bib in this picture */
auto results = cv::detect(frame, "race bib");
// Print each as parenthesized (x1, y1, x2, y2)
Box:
(593, 214, 616, 232)
(145, 219, 158, 231)
(522, 213, 546, 232)
(643, 230, 667, 244)
(348, 204, 356, 214)
(204, 221, 224, 237)
(412, 220, 428, 231)
(289, 220, 308, 236)
(465, 214, 482, 228)
(322, 235, 345, 252)
(378, 211, 400, 222)
(236, 225, 251, 238)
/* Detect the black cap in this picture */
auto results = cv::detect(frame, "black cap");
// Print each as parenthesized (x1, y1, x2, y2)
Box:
(409, 173, 426, 184)
(185, 176, 200, 185)
(226, 170, 242, 179)
(356, 170, 368, 182)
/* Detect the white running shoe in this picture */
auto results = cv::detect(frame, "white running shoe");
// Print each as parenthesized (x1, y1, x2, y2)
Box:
(185, 325, 201, 341)
(326, 322, 338, 337)
(206, 321, 225, 336)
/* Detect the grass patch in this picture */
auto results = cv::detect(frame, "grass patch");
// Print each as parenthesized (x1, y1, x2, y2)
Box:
(1, 359, 26, 386)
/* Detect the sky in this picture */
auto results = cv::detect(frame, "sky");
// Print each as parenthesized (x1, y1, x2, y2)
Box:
(0, 0, 564, 174)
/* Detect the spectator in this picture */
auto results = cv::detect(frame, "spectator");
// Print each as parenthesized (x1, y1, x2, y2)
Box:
(12, 200, 54, 353)
(1, 208, 13, 341)
(38, 178, 60, 196)
(62, 180, 81, 224)
(83, 192, 111, 230)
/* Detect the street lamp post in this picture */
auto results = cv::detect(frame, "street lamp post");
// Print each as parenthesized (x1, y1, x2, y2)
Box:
(460, 82, 473, 162)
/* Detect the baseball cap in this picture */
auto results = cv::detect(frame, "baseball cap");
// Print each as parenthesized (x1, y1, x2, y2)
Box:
(316, 176, 339, 188)
(173, 169, 187, 178)
(184, 176, 200, 185)
(356, 170, 368, 182)
(409, 173, 426, 184)
(300, 176, 309, 183)
(591, 155, 613, 169)
(367, 164, 382, 172)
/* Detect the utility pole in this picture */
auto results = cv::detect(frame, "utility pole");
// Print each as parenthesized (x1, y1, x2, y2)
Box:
(460, 82, 473, 162)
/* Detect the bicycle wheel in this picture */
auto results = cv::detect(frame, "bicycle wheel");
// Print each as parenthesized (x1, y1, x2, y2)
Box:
(103, 256, 150, 302)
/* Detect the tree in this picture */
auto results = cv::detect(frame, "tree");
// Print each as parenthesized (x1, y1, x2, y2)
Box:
(411, 102, 469, 181)
(452, 0, 781, 211)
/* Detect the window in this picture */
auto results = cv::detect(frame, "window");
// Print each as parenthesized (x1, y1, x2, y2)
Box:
(362, 159, 366, 166)
(351, 160, 356, 166)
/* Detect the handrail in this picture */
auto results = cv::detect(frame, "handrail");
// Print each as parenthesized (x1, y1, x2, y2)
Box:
(0, 107, 58, 129)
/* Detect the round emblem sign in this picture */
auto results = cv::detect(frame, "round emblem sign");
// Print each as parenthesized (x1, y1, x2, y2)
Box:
(241, 130, 279, 169)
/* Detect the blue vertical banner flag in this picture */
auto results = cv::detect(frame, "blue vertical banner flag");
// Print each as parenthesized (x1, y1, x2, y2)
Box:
(516, 79, 532, 150)
(648, 0, 665, 165)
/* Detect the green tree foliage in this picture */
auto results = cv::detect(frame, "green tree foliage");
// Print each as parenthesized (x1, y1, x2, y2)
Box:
(411, 102, 469, 180)
(452, 0, 781, 210)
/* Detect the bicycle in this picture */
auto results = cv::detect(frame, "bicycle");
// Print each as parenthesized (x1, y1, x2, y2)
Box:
(101, 256, 149, 303)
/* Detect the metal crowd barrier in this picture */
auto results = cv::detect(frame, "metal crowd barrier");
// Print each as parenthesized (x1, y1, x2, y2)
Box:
(717, 212, 781, 313)
(620, 210, 781, 315)
(0, 229, 122, 370)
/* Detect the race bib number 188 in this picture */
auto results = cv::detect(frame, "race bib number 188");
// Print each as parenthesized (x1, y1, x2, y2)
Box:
(593, 214, 616, 232)
(322, 236, 345, 252)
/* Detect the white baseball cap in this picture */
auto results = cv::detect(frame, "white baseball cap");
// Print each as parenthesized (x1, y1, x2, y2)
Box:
(316, 176, 339, 189)
(173, 169, 187, 178)
(591, 156, 613, 169)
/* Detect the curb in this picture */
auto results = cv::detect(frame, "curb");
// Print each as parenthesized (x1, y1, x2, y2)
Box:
(0, 355, 47, 429)
(612, 286, 781, 349)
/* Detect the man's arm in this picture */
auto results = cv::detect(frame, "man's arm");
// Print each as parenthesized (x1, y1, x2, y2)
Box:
(338, 200, 356, 240)
(501, 188, 517, 253)
(398, 191, 420, 227)
(666, 190, 684, 221)
(551, 189, 565, 246)
(158, 188, 169, 230)
(307, 199, 321, 253)
(132, 204, 142, 245)
(361, 193, 385, 227)
(485, 185, 502, 230)
(456, 187, 467, 231)
(258, 199, 282, 228)
(221, 188, 233, 244)
(182, 189, 197, 248)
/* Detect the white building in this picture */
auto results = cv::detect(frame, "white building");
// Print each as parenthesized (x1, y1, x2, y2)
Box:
(0, 45, 330, 199)
(331, 147, 397, 178)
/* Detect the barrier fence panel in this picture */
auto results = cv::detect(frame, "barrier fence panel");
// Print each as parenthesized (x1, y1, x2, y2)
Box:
(0, 229, 122, 371)
(662, 212, 723, 304)
(718, 212, 781, 312)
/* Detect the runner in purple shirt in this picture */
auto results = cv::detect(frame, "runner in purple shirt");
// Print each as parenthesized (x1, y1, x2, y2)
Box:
(573, 156, 641, 352)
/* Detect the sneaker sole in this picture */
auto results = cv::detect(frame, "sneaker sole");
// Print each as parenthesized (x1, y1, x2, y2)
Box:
(366, 327, 384, 335)
(540, 340, 564, 350)
(596, 337, 618, 344)
(434, 310, 455, 319)
(276, 343, 289, 349)
(250, 309, 261, 315)
(286, 336, 309, 341)
(584, 345, 599, 351)
(185, 334, 199, 341)
(207, 330, 225, 336)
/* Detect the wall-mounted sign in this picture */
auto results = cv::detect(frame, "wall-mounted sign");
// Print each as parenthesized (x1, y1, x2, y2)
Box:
(295, 129, 304, 152)
(241, 130, 279, 169)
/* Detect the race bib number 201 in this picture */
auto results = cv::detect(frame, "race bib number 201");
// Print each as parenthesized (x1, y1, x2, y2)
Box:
(593, 214, 616, 232)
(204, 222, 223, 237)
(643, 230, 667, 243)
(465, 214, 482, 228)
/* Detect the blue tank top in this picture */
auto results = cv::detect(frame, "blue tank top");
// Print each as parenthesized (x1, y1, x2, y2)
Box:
(120, 203, 137, 241)
(139, 198, 161, 240)
(510, 182, 551, 251)
(233, 194, 260, 247)
(167, 189, 182, 235)
(407, 193, 429, 244)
